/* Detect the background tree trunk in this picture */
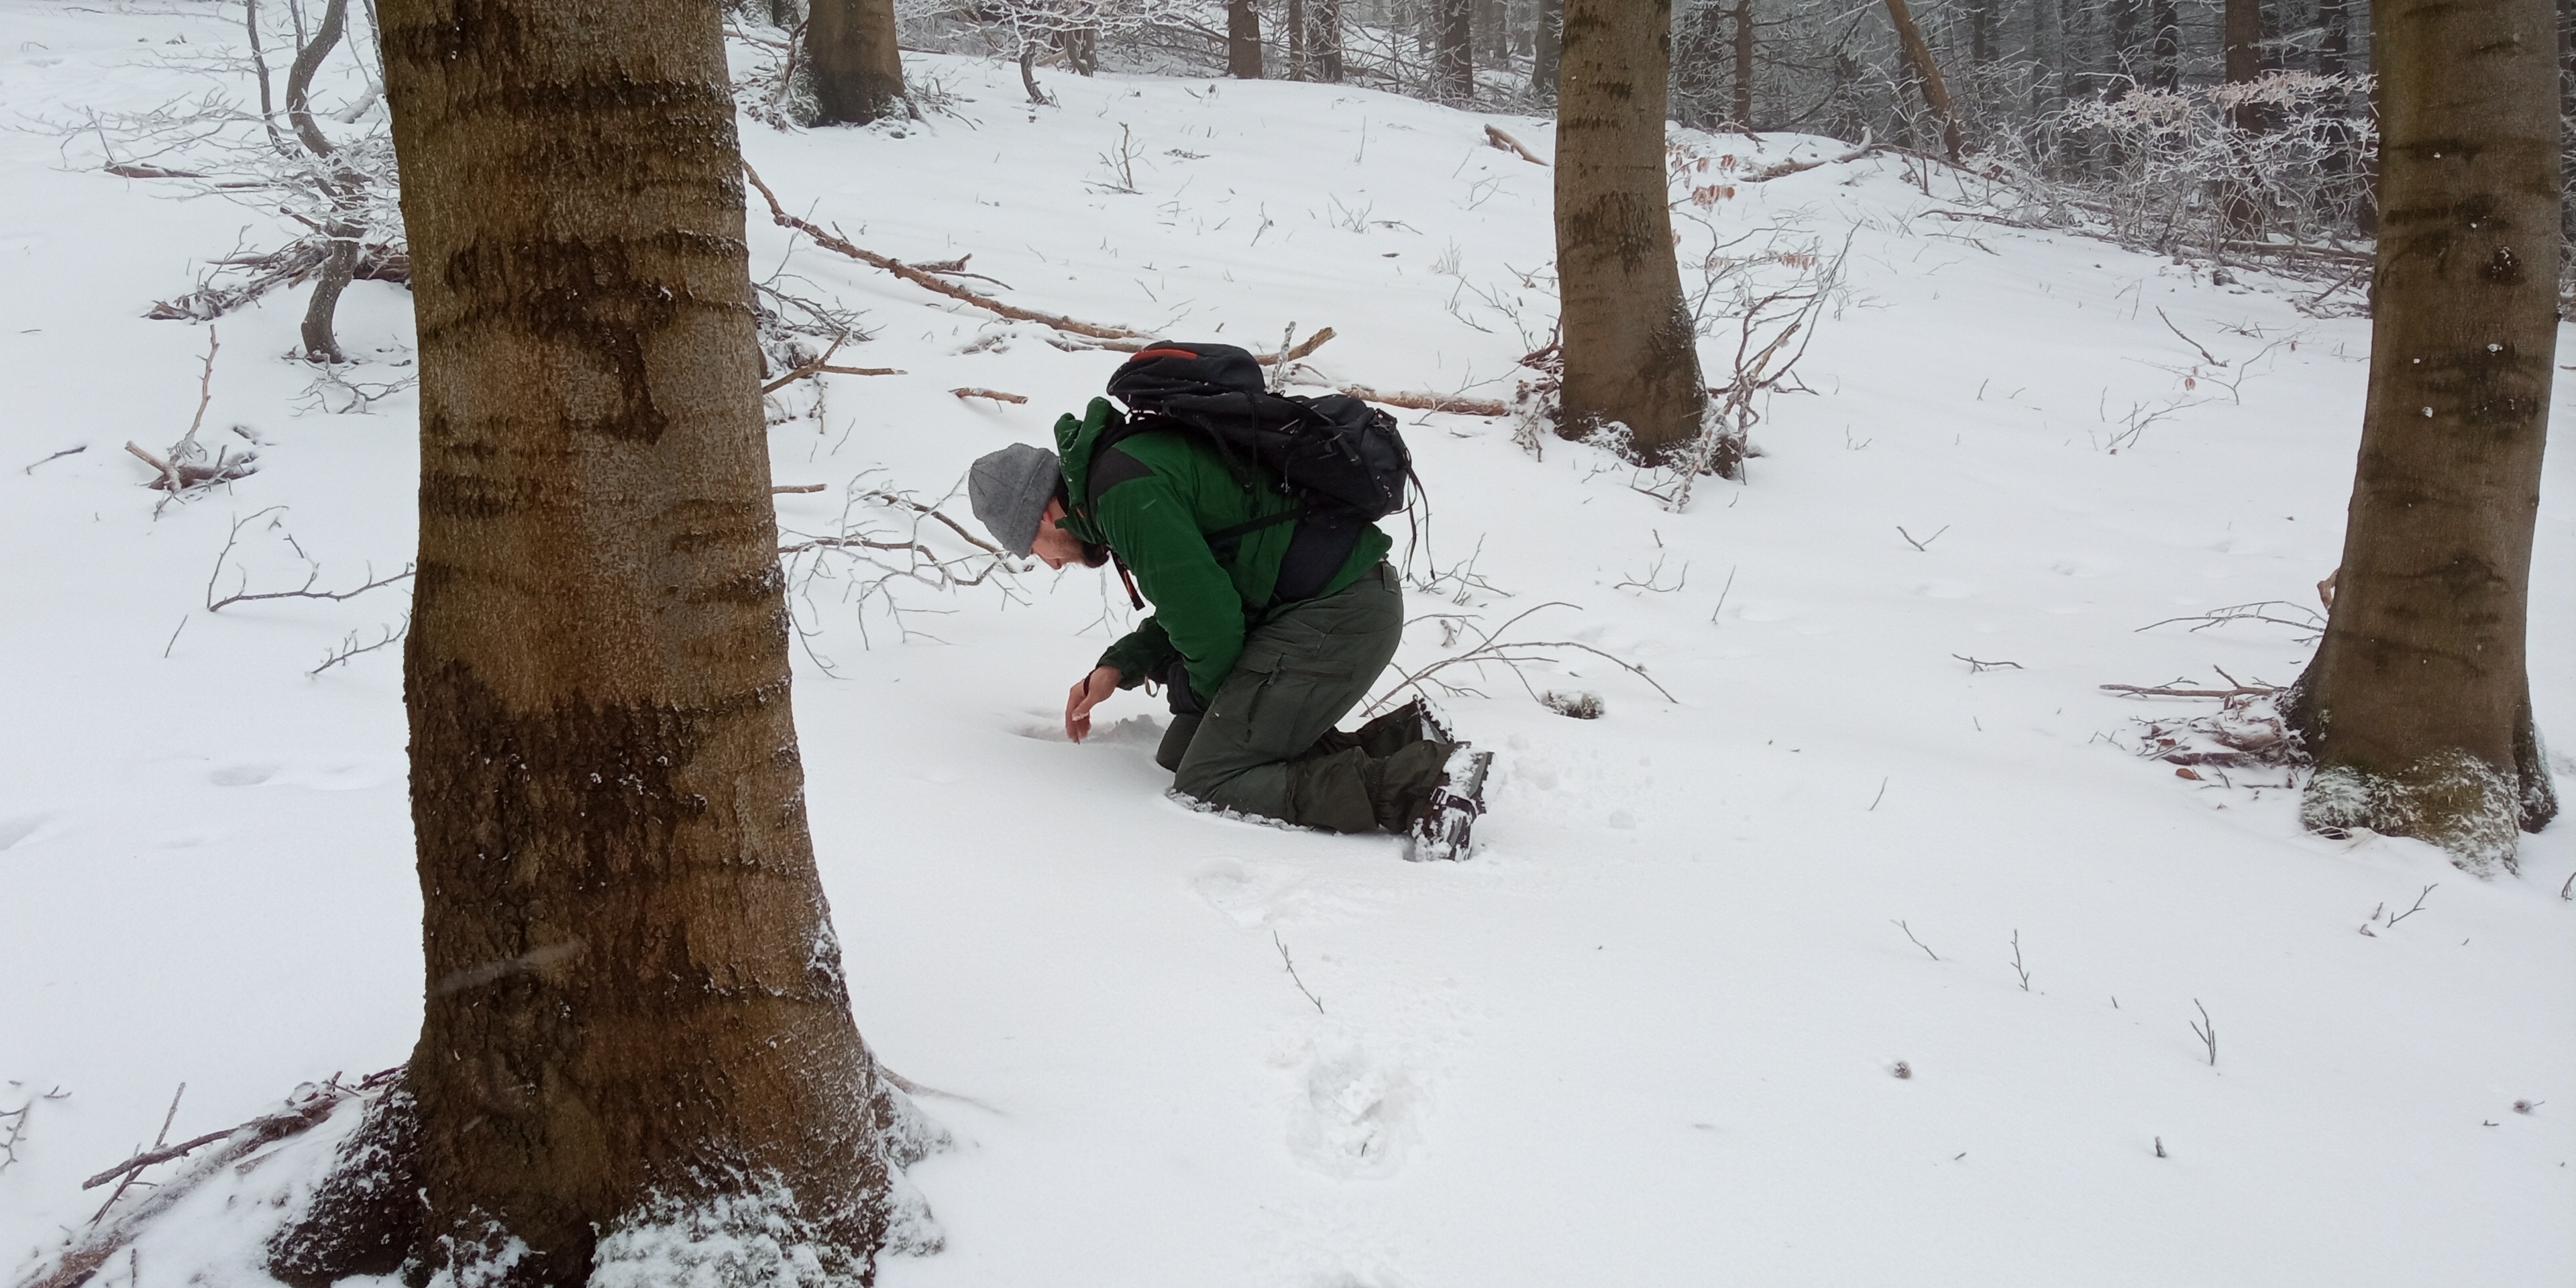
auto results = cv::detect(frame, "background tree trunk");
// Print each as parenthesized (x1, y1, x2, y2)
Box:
(1730, 0, 1754, 127)
(270, 0, 910, 1281)
(1289, 0, 1309, 78)
(1316, 0, 1345, 80)
(2220, 0, 2264, 234)
(2149, 0, 2179, 90)
(808, 0, 906, 123)
(1230, 0, 1265, 77)
(2290, 0, 2561, 871)
(1532, 0, 1560, 93)
(1882, 0, 1962, 162)
(1435, 0, 1473, 101)
(1554, 0, 1706, 461)
(286, 0, 355, 363)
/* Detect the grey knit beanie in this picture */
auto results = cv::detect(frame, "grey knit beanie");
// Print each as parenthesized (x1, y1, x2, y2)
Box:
(967, 443, 1063, 558)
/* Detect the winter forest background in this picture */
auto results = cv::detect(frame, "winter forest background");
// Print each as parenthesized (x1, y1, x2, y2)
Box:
(1, 0, 2570, 1285)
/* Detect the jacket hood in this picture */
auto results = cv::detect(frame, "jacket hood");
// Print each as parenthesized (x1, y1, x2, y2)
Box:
(1052, 396, 1122, 543)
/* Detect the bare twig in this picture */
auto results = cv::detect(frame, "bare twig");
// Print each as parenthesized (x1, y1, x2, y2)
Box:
(2189, 1000, 2217, 1067)
(2382, 883, 2436, 928)
(1953, 654, 2022, 672)
(1868, 777, 1888, 810)
(0, 1086, 69, 1175)
(2134, 600, 2324, 639)
(310, 613, 409, 675)
(1896, 524, 1949, 551)
(2155, 307, 2224, 366)
(23, 445, 87, 474)
(1271, 930, 1326, 1014)
(1368, 601, 1674, 714)
(951, 387, 1028, 404)
(204, 507, 413, 612)
(757, 331, 903, 394)
(2008, 930, 2031, 991)
(1892, 919, 1939, 961)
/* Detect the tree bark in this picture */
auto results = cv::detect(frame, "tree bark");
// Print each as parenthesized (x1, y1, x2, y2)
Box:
(1729, 0, 1754, 127)
(1289, 0, 1309, 78)
(2290, 0, 2561, 871)
(1554, 0, 1707, 462)
(1316, 0, 1344, 80)
(808, 0, 905, 123)
(2220, 0, 2264, 235)
(1434, 0, 1473, 101)
(1882, 0, 1961, 162)
(270, 0, 912, 1281)
(1531, 0, 1560, 93)
(1229, 0, 1264, 78)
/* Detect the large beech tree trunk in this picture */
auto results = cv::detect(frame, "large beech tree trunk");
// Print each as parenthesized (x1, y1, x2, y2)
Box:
(2290, 0, 2559, 872)
(809, 0, 906, 124)
(1554, 0, 1706, 461)
(268, 0, 913, 1283)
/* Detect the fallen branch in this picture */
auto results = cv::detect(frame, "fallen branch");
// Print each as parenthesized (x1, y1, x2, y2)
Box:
(1059, 325, 1336, 367)
(2100, 678, 2279, 700)
(1337, 384, 1507, 417)
(124, 441, 185, 496)
(743, 160, 1147, 341)
(772, 483, 829, 494)
(1741, 143, 1877, 184)
(1483, 124, 1547, 166)
(1953, 654, 2022, 672)
(25, 1077, 378, 1288)
(104, 163, 207, 179)
(1266, 325, 1336, 366)
(951, 386, 1028, 404)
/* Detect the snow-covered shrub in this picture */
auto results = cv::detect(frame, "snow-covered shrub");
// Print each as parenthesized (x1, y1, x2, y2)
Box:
(2048, 71, 2377, 256)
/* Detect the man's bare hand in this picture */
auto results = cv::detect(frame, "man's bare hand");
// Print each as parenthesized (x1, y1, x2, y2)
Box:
(1065, 665, 1122, 742)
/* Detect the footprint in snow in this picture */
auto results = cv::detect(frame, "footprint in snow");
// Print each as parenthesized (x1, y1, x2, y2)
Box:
(1284, 1033, 1420, 1179)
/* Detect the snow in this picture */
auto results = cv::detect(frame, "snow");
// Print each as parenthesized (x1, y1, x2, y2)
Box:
(3, 5, 2572, 1286)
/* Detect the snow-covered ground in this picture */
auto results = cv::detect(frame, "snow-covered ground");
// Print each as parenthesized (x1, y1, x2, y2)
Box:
(3, 5, 2571, 1285)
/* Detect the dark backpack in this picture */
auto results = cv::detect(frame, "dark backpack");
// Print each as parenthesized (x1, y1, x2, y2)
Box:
(1080, 341, 1413, 612)
(1097, 341, 1413, 525)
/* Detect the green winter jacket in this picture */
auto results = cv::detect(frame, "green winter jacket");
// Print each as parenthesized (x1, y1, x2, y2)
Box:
(1053, 397, 1393, 702)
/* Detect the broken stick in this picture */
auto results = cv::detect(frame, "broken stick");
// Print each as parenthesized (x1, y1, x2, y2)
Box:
(1483, 125, 1548, 166)
(951, 387, 1028, 404)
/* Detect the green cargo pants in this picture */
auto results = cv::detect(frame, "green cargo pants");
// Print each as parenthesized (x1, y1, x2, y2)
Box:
(1158, 562, 1433, 833)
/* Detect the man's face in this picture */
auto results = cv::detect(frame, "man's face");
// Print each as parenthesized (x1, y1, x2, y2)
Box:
(1030, 498, 1091, 570)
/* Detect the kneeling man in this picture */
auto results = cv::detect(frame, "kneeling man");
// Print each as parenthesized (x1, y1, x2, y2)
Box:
(968, 356, 1485, 855)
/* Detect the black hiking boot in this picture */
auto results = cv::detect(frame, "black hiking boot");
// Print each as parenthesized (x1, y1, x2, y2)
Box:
(1405, 743, 1493, 863)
